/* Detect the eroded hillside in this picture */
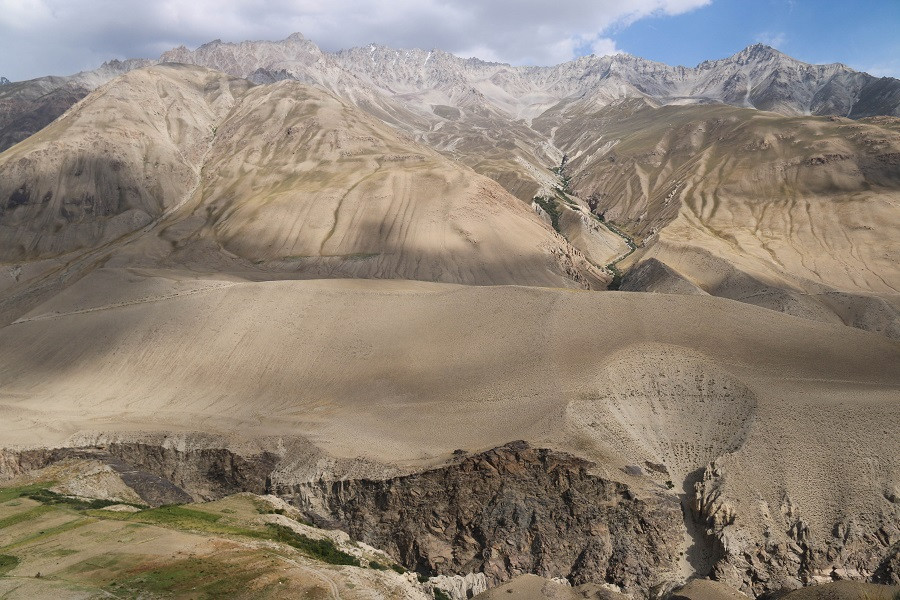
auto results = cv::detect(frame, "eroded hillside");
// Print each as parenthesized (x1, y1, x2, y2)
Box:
(545, 101, 900, 336)
(0, 38, 898, 600)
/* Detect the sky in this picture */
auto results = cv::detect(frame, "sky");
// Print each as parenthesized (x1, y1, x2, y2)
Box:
(1, 0, 898, 81)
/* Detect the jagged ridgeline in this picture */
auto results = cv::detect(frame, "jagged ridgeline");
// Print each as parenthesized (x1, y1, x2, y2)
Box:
(0, 33, 898, 600)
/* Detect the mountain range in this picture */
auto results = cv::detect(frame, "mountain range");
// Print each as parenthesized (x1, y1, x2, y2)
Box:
(3, 36, 900, 164)
(0, 33, 898, 600)
(3, 34, 898, 335)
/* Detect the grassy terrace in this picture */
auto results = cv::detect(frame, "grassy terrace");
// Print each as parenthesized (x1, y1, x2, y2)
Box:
(0, 483, 407, 598)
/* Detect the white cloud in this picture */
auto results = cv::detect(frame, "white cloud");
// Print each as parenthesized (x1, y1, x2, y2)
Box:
(755, 31, 787, 49)
(0, 0, 711, 80)
(587, 37, 619, 57)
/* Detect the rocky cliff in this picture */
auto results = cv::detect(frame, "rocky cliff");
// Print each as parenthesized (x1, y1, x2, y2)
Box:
(278, 441, 684, 596)
(3, 436, 899, 598)
(3, 36, 900, 157)
(691, 461, 900, 596)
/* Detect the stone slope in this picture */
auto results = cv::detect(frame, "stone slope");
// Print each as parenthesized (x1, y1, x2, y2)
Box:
(551, 100, 900, 337)
(0, 64, 605, 290)
(0, 65, 249, 260)
(287, 442, 683, 595)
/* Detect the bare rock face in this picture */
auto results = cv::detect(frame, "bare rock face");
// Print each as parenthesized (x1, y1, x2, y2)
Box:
(0, 444, 279, 505)
(429, 573, 489, 600)
(874, 544, 900, 585)
(0, 85, 90, 152)
(279, 441, 684, 595)
(692, 463, 900, 596)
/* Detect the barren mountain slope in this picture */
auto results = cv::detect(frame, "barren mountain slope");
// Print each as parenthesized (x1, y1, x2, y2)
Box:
(550, 100, 900, 335)
(0, 64, 605, 295)
(151, 37, 900, 309)
(0, 272, 898, 593)
(4, 35, 900, 203)
(0, 81, 90, 152)
(163, 78, 602, 286)
(156, 36, 900, 201)
(0, 58, 153, 153)
(0, 65, 250, 261)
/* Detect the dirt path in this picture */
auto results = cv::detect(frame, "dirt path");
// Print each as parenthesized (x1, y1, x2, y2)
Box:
(11, 283, 236, 324)
(270, 553, 343, 600)
(0, 113, 221, 329)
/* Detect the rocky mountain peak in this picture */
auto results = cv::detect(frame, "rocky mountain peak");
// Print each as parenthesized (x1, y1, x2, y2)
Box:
(696, 43, 783, 70)
(0, 76, 10, 85)
(3, 32, 899, 163)
(739, 43, 782, 59)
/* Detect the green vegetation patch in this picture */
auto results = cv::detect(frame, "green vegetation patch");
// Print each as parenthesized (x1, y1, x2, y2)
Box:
(91, 504, 259, 538)
(111, 556, 265, 598)
(533, 196, 562, 232)
(0, 483, 54, 504)
(0, 554, 19, 576)
(583, 210, 638, 289)
(26, 488, 145, 511)
(136, 505, 222, 527)
(266, 523, 360, 566)
(65, 553, 268, 598)
(1, 485, 145, 512)
(367, 560, 407, 573)
(0, 504, 54, 530)
(607, 264, 623, 290)
(3, 516, 91, 551)
(434, 589, 452, 600)
(65, 553, 125, 577)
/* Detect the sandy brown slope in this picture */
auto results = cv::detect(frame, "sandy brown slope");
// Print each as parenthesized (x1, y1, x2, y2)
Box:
(159, 79, 603, 287)
(0, 65, 605, 292)
(1, 271, 897, 544)
(0, 66, 251, 260)
(547, 100, 900, 335)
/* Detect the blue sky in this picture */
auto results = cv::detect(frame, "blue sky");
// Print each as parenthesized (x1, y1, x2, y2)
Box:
(609, 0, 900, 76)
(1, 0, 898, 81)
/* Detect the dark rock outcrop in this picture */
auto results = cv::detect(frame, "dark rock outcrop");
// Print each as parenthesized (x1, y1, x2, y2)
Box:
(874, 543, 900, 585)
(278, 441, 684, 595)
(0, 444, 279, 504)
(3, 438, 895, 598)
(0, 85, 90, 152)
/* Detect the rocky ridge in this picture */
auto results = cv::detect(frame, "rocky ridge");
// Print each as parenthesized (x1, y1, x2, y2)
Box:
(162, 37, 900, 120)
(3, 35, 899, 159)
(692, 461, 900, 594)
(3, 437, 898, 598)
(0, 440, 685, 597)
